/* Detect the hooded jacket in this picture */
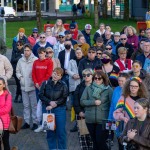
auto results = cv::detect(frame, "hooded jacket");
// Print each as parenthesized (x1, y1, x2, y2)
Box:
(16, 53, 38, 92)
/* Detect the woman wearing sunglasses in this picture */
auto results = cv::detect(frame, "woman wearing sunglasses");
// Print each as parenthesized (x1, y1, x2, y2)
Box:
(11, 40, 24, 103)
(45, 47, 60, 70)
(119, 98, 150, 150)
(73, 68, 93, 149)
(81, 71, 113, 150)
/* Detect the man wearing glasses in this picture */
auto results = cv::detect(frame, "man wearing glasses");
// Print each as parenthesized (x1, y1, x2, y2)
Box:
(32, 33, 53, 58)
(53, 32, 66, 58)
(78, 47, 102, 78)
(116, 34, 134, 59)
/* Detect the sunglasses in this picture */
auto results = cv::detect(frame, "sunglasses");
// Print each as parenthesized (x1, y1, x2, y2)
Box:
(97, 53, 102, 55)
(59, 36, 64, 38)
(94, 77, 102, 81)
(82, 74, 91, 77)
(40, 36, 45, 39)
(120, 38, 127, 40)
(88, 51, 95, 54)
(132, 65, 139, 68)
(17, 45, 22, 46)
(33, 32, 38, 33)
(105, 48, 112, 50)
(46, 51, 53, 54)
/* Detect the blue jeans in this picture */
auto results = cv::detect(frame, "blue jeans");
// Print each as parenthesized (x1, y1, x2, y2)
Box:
(47, 106, 67, 150)
(35, 88, 39, 102)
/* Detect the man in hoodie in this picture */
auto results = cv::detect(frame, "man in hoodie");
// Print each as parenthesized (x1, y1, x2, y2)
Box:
(32, 47, 53, 132)
(16, 44, 38, 130)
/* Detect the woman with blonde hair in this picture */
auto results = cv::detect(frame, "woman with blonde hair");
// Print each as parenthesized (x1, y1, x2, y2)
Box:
(127, 26, 139, 51)
(51, 19, 66, 38)
(45, 47, 60, 70)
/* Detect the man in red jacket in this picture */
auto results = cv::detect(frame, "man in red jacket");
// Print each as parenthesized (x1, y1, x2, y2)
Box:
(32, 47, 53, 132)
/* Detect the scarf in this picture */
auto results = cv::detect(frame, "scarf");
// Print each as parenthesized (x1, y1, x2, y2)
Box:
(92, 82, 108, 99)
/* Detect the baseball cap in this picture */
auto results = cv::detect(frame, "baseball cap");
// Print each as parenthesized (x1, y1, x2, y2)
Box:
(64, 30, 71, 35)
(59, 32, 65, 37)
(69, 23, 76, 29)
(85, 24, 92, 30)
(114, 32, 120, 36)
(32, 28, 38, 33)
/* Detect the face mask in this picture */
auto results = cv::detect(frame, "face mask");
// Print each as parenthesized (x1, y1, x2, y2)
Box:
(101, 58, 111, 64)
(65, 44, 71, 50)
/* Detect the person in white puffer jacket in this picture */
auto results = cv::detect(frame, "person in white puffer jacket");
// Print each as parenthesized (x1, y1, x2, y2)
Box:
(16, 43, 38, 131)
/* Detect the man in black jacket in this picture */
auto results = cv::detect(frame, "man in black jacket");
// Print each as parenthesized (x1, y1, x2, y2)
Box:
(116, 34, 134, 59)
(78, 47, 102, 78)
(58, 39, 75, 88)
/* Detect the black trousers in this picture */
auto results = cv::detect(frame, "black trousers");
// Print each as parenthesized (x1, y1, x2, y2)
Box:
(0, 130, 10, 150)
(14, 74, 22, 96)
(86, 123, 109, 150)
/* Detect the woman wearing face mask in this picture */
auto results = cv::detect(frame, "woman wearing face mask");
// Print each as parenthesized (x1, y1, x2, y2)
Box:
(119, 98, 150, 150)
(81, 71, 113, 150)
(101, 51, 120, 87)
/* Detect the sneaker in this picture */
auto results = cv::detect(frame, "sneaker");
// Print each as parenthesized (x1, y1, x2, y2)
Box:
(31, 123, 38, 130)
(70, 125, 78, 132)
(43, 130, 47, 132)
(34, 125, 43, 132)
(21, 123, 30, 129)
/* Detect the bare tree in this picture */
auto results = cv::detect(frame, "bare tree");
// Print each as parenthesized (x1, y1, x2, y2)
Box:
(35, 0, 42, 31)
(94, 0, 99, 28)
(124, 0, 129, 21)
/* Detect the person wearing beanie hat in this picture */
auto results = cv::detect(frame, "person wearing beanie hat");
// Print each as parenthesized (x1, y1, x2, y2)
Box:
(28, 28, 39, 47)
(18, 28, 25, 33)
(12, 28, 28, 55)
(81, 24, 92, 46)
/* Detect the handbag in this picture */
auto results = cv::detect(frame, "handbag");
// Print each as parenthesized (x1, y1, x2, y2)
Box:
(77, 118, 89, 136)
(9, 108, 23, 134)
(126, 142, 138, 150)
(42, 111, 56, 131)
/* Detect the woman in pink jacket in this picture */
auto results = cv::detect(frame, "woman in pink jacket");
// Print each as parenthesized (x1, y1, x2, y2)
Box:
(0, 77, 12, 150)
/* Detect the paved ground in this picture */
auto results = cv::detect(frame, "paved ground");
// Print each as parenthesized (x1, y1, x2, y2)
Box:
(7, 49, 119, 150)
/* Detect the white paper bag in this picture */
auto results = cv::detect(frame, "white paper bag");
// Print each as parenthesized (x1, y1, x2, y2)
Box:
(42, 112, 56, 131)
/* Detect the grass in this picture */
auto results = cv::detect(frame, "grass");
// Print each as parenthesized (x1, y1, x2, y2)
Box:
(6, 17, 137, 48)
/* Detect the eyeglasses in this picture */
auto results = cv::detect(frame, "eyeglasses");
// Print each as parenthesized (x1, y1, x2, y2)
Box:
(132, 65, 139, 68)
(33, 32, 38, 33)
(46, 51, 53, 54)
(88, 51, 95, 54)
(82, 74, 91, 77)
(130, 85, 139, 89)
(94, 77, 102, 81)
(105, 48, 112, 50)
(97, 53, 102, 55)
(40, 36, 45, 39)
(59, 36, 64, 38)
(120, 38, 127, 40)
(119, 53, 127, 55)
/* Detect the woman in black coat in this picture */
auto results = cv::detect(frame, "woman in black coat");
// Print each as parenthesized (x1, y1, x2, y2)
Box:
(11, 40, 24, 103)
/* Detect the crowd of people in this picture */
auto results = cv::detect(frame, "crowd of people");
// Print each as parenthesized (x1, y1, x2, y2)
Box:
(0, 18, 150, 150)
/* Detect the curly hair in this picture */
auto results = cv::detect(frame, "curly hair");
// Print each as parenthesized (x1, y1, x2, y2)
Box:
(122, 78, 148, 98)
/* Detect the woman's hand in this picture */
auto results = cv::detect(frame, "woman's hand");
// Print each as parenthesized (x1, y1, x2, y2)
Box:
(95, 100, 101, 106)
(127, 129, 137, 140)
(50, 101, 57, 108)
(46, 106, 53, 110)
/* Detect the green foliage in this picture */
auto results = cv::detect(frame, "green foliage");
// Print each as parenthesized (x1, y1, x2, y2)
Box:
(6, 18, 136, 48)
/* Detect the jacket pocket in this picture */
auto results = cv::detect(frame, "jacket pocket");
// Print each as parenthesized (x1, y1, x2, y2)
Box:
(20, 77, 25, 86)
